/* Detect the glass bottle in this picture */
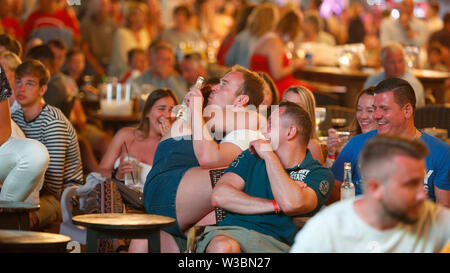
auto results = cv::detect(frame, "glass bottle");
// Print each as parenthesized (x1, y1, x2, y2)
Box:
(340, 162, 355, 200)
(176, 76, 204, 121)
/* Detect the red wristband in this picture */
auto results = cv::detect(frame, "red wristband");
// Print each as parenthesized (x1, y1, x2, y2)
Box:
(272, 200, 280, 214)
(327, 154, 336, 159)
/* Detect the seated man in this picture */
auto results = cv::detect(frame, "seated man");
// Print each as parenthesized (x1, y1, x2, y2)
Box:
(11, 60, 84, 229)
(291, 135, 450, 253)
(26, 44, 73, 118)
(332, 78, 449, 207)
(363, 42, 425, 107)
(195, 102, 334, 253)
(0, 63, 49, 205)
(133, 66, 266, 252)
(132, 41, 187, 103)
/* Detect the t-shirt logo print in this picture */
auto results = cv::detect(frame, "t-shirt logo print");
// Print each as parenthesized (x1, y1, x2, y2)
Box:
(231, 154, 245, 168)
(289, 169, 310, 181)
(319, 180, 330, 196)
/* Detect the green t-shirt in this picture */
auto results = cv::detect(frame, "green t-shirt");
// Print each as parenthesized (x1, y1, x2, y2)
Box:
(220, 149, 335, 245)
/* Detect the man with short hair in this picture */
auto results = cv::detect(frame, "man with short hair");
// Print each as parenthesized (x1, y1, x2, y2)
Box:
(195, 102, 334, 253)
(332, 78, 450, 207)
(11, 59, 83, 229)
(291, 135, 450, 253)
(120, 48, 148, 83)
(363, 42, 425, 107)
(26, 44, 73, 117)
(132, 41, 187, 103)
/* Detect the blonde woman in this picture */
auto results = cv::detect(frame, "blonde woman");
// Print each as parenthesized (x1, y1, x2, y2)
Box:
(225, 2, 279, 68)
(281, 86, 324, 164)
(0, 51, 22, 115)
(250, 10, 313, 97)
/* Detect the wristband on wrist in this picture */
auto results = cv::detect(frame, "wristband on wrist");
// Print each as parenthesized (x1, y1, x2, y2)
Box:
(327, 153, 336, 159)
(272, 199, 280, 214)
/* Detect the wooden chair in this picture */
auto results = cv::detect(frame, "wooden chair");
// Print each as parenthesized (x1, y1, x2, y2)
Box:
(319, 105, 356, 134)
(186, 168, 226, 252)
(414, 105, 450, 132)
(313, 91, 339, 106)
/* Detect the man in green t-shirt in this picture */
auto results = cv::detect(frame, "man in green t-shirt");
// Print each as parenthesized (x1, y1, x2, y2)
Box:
(196, 101, 335, 253)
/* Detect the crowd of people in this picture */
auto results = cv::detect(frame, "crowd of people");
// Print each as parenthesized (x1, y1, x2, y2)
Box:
(0, 0, 449, 253)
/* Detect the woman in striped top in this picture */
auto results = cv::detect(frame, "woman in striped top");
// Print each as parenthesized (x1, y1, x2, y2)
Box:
(11, 59, 83, 229)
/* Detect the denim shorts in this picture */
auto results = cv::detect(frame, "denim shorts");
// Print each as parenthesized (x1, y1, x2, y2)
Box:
(144, 170, 189, 238)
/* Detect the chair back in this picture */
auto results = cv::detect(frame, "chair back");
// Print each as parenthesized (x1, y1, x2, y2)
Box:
(319, 105, 356, 134)
(414, 105, 450, 132)
(209, 169, 227, 223)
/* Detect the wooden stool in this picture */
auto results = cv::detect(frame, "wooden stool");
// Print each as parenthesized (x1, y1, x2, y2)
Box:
(0, 230, 70, 253)
(72, 213, 175, 253)
(0, 201, 40, 230)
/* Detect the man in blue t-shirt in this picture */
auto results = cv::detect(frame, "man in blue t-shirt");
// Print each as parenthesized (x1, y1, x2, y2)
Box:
(196, 102, 335, 253)
(332, 78, 449, 206)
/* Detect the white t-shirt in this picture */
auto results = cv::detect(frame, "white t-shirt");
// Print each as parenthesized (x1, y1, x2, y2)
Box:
(290, 199, 450, 253)
(220, 129, 265, 151)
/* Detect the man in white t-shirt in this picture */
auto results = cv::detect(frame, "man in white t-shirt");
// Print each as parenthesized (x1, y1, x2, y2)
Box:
(291, 135, 450, 253)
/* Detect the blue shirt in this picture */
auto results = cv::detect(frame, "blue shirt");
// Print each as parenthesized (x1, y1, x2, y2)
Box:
(331, 130, 450, 200)
(220, 149, 334, 245)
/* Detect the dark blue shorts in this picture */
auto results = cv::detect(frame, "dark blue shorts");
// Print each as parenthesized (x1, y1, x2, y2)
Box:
(144, 169, 190, 238)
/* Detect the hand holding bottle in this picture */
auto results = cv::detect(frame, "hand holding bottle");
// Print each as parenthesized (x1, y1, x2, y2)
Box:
(326, 128, 339, 156)
(183, 76, 205, 117)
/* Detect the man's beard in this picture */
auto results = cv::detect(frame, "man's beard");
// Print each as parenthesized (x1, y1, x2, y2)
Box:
(380, 198, 423, 225)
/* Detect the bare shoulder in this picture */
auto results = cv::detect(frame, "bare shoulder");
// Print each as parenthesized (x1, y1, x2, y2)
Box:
(254, 34, 280, 52)
(113, 127, 137, 143)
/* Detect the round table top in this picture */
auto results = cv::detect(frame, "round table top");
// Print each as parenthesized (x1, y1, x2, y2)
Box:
(0, 201, 40, 213)
(72, 213, 175, 230)
(0, 230, 71, 245)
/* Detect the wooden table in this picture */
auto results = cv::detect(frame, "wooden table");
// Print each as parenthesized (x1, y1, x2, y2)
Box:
(411, 69, 450, 103)
(72, 213, 175, 253)
(294, 66, 450, 107)
(0, 201, 40, 230)
(95, 112, 141, 134)
(0, 230, 70, 253)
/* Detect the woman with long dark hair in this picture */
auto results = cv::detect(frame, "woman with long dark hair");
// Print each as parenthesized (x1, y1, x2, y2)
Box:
(98, 88, 178, 190)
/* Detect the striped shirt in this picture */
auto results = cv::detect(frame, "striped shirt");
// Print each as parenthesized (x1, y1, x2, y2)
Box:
(12, 104, 83, 198)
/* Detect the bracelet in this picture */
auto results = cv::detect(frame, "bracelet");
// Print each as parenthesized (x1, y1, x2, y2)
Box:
(272, 200, 280, 214)
(327, 153, 336, 159)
